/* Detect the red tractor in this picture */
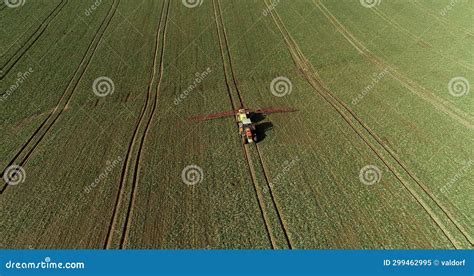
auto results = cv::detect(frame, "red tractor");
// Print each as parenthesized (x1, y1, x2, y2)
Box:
(237, 109, 258, 144)
(189, 107, 297, 144)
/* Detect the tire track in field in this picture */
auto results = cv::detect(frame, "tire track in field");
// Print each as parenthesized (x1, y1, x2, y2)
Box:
(214, 0, 292, 249)
(0, 0, 120, 195)
(1, 0, 66, 63)
(0, 0, 68, 80)
(104, 0, 170, 249)
(411, 0, 474, 37)
(253, 144, 293, 248)
(1, 1, 64, 59)
(315, 0, 473, 130)
(313, 5, 473, 244)
(0, 2, 64, 64)
(265, 0, 472, 248)
(370, 6, 473, 71)
(120, 0, 171, 249)
(212, 0, 275, 248)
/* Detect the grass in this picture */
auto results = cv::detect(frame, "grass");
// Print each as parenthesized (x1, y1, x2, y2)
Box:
(0, 0, 472, 249)
(0, 0, 62, 65)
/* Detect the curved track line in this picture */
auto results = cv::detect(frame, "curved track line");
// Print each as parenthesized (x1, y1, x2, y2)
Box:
(1, 0, 68, 80)
(313, 3, 473, 244)
(315, 1, 473, 130)
(411, 0, 474, 37)
(120, 0, 171, 249)
(318, 1, 474, 128)
(266, 0, 470, 248)
(370, 6, 473, 71)
(281, 0, 473, 247)
(311, 5, 474, 243)
(104, 0, 170, 249)
(0, 0, 120, 195)
(215, 0, 292, 249)
(212, 0, 275, 248)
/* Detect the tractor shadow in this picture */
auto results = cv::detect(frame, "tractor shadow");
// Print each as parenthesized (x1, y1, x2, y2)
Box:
(251, 113, 274, 143)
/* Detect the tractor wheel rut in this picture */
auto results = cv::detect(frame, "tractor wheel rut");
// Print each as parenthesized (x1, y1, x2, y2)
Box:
(104, 0, 170, 249)
(266, 0, 472, 248)
(1, 0, 120, 195)
(213, 0, 293, 249)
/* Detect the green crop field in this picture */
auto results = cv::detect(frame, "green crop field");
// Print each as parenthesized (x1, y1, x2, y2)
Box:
(0, 0, 472, 249)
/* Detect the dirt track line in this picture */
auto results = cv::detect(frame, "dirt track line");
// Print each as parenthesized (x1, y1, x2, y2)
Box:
(1, 23, 38, 60)
(215, 0, 292, 249)
(314, 2, 474, 244)
(212, 0, 279, 248)
(212, 0, 276, 248)
(104, 0, 169, 249)
(335, 95, 474, 246)
(411, 0, 474, 37)
(316, 1, 473, 130)
(0, 0, 68, 80)
(371, 6, 473, 71)
(120, 0, 171, 249)
(254, 145, 293, 248)
(243, 145, 278, 248)
(215, 0, 245, 109)
(265, 0, 468, 248)
(0, 0, 120, 195)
